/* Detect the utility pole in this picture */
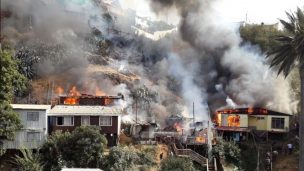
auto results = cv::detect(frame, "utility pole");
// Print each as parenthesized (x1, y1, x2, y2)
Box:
(50, 80, 54, 105)
(135, 98, 138, 124)
(46, 80, 50, 104)
(257, 147, 260, 171)
(207, 103, 212, 162)
(270, 145, 273, 171)
(193, 102, 195, 124)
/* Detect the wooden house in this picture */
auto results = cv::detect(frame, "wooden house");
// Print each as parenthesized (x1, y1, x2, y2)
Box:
(215, 108, 291, 141)
(2, 104, 51, 149)
(48, 105, 122, 146)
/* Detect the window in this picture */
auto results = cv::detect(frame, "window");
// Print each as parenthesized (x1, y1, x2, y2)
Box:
(56, 116, 74, 126)
(271, 118, 285, 129)
(99, 116, 112, 126)
(27, 132, 40, 142)
(257, 117, 265, 120)
(81, 116, 90, 126)
(27, 112, 39, 121)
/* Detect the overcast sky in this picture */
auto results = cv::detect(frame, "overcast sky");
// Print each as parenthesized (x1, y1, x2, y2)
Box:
(216, 0, 303, 24)
(119, 0, 304, 24)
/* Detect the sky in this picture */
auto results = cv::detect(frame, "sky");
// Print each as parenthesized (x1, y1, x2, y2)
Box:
(119, 0, 304, 24)
(215, 0, 304, 24)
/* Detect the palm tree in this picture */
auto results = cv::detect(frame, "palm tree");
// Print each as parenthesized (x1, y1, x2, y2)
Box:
(267, 7, 304, 171)
(11, 149, 44, 171)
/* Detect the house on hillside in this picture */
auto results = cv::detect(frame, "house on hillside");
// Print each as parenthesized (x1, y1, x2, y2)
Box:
(215, 108, 291, 142)
(48, 95, 124, 146)
(132, 16, 177, 40)
(2, 104, 51, 149)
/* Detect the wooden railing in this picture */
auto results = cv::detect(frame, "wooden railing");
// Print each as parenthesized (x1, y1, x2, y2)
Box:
(171, 143, 208, 167)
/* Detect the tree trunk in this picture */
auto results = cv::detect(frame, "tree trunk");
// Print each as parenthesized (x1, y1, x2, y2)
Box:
(299, 66, 304, 171)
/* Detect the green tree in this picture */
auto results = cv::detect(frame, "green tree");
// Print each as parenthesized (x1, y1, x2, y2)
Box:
(105, 146, 139, 171)
(105, 146, 155, 171)
(0, 102, 22, 140)
(212, 139, 242, 169)
(0, 49, 27, 103)
(266, 7, 304, 171)
(39, 131, 71, 171)
(240, 23, 283, 53)
(160, 156, 197, 171)
(12, 149, 43, 171)
(0, 49, 25, 155)
(130, 85, 157, 117)
(40, 126, 107, 171)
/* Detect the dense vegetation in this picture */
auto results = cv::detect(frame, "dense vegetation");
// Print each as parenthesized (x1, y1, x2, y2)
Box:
(266, 7, 304, 171)
(104, 145, 155, 171)
(212, 139, 242, 170)
(160, 156, 197, 171)
(12, 126, 158, 171)
(239, 23, 283, 53)
(0, 49, 27, 156)
(12, 149, 43, 171)
(39, 126, 107, 171)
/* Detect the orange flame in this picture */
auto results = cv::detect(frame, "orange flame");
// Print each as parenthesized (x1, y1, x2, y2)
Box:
(195, 136, 206, 143)
(64, 97, 79, 105)
(95, 87, 106, 96)
(54, 85, 109, 105)
(68, 86, 81, 97)
(56, 86, 64, 95)
(248, 107, 253, 114)
(215, 112, 222, 126)
(173, 122, 183, 134)
(227, 115, 240, 127)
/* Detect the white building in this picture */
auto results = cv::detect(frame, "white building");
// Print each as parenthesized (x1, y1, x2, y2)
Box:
(2, 104, 51, 149)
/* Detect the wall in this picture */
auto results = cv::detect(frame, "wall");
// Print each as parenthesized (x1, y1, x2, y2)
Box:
(248, 115, 268, 130)
(50, 115, 119, 146)
(266, 115, 290, 132)
(50, 116, 119, 135)
(248, 115, 290, 132)
(3, 109, 48, 149)
(220, 114, 248, 127)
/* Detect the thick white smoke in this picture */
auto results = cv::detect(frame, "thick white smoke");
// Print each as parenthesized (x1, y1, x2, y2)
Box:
(2, 0, 298, 129)
(148, 0, 298, 114)
(167, 53, 209, 121)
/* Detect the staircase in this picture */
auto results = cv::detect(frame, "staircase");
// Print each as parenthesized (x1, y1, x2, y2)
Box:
(171, 143, 209, 167)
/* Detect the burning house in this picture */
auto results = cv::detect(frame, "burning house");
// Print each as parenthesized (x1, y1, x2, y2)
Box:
(48, 92, 124, 146)
(215, 108, 291, 141)
(152, 114, 213, 147)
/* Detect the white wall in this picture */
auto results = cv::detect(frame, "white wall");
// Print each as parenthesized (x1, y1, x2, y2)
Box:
(3, 109, 48, 149)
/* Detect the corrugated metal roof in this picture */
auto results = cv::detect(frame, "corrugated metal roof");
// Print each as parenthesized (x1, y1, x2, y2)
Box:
(48, 105, 122, 116)
(10, 104, 51, 110)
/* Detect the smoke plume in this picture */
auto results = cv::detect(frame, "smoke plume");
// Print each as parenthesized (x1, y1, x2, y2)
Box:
(148, 0, 297, 115)
(2, 0, 298, 127)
